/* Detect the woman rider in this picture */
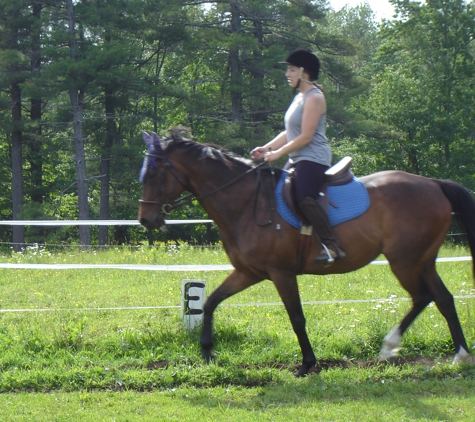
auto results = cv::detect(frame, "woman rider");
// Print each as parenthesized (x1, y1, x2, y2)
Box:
(251, 48, 345, 265)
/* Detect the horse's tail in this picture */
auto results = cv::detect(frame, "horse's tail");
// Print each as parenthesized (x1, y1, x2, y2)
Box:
(435, 179, 475, 277)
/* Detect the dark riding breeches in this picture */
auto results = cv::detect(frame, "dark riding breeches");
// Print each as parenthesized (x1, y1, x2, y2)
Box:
(290, 160, 329, 204)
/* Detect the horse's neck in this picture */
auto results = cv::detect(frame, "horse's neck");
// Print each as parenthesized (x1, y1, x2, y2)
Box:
(187, 162, 272, 228)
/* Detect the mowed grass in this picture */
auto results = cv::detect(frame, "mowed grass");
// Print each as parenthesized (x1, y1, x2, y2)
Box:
(0, 244, 474, 421)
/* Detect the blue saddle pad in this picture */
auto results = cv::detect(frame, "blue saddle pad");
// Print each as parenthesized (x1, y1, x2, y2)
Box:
(275, 171, 370, 228)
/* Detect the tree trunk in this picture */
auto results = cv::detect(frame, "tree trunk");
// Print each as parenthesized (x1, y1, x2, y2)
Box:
(8, 7, 24, 251)
(229, 2, 242, 123)
(250, 18, 267, 137)
(99, 85, 118, 246)
(11, 82, 24, 251)
(67, 0, 90, 247)
(29, 1, 43, 204)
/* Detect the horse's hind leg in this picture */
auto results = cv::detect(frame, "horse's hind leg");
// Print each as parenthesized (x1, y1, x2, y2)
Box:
(381, 263, 473, 363)
(380, 283, 433, 360)
(423, 267, 473, 363)
(200, 269, 261, 363)
(380, 259, 437, 360)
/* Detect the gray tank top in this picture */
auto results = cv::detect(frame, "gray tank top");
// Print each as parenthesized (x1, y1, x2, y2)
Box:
(284, 87, 331, 166)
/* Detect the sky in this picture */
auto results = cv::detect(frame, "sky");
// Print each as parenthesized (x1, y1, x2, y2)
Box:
(329, 0, 396, 21)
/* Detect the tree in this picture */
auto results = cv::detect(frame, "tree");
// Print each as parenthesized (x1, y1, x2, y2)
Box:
(322, 4, 381, 147)
(65, 0, 90, 247)
(352, 0, 475, 182)
(0, 1, 34, 250)
(160, 0, 357, 156)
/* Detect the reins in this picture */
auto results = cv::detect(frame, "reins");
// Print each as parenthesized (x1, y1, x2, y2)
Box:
(139, 154, 271, 217)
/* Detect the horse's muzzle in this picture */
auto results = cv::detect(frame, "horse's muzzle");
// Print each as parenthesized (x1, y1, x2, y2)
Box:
(138, 215, 165, 231)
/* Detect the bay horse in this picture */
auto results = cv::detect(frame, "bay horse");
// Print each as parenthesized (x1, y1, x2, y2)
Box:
(138, 129, 475, 376)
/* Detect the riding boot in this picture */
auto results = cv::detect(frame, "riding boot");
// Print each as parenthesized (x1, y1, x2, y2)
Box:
(298, 196, 346, 266)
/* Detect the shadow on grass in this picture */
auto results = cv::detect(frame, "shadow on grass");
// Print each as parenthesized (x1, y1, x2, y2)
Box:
(173, 357, 475, 420)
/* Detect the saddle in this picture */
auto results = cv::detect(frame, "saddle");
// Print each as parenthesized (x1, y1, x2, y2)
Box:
(282, 156, 354, 222)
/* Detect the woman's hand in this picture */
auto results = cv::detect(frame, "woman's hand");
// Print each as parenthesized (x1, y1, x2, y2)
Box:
(264, 149, 282, 163)
(251, 147, 267, 160)
(251, 131, 288, 161)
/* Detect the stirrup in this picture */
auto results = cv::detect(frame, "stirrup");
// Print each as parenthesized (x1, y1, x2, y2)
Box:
(314, 244, 345, 267)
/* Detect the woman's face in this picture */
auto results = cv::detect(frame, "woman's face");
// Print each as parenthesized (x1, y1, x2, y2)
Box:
(285, 65, 301, 88)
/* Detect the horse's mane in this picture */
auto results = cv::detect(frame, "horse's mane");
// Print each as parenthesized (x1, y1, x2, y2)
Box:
(162, 126, 255, 170)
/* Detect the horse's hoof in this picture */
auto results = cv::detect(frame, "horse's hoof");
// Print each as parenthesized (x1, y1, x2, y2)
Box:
(202, 350, 216, 364)
(378, 356, 397, 364)
(294, 364, 318, 377)
(452, 348, 475, 365)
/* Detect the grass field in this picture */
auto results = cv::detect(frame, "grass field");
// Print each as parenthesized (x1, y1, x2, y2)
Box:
(0, 244, 474, 421)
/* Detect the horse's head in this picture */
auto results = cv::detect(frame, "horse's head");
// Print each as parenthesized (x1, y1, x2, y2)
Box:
(138, 131, 186, 230)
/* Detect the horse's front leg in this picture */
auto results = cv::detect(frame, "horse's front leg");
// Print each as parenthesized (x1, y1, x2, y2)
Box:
(271, 271, 317, 377)
(200, 269, 261, 363)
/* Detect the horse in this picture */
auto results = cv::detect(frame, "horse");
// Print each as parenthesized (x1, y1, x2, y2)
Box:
(138, 129, 475, 376)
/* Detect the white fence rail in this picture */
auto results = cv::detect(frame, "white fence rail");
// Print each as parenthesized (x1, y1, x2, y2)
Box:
(0, 219, 213, 226)
(0, 256, 472, 271)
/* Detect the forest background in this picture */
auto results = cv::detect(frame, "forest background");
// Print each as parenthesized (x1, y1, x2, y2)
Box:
(1, 0, 474, 249)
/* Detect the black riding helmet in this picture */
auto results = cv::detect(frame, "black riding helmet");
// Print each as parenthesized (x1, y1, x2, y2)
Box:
(280, 48, 320, 81)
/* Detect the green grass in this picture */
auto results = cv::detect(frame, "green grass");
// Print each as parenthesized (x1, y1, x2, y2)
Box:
(1, 373, 475, 421)
(0, 244, 474, 420)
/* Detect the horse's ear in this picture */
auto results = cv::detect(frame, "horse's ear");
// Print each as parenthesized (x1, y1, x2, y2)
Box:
(151, 132, 159, 142)
(143, 131, 164, 151)
(142, 131, 153, 147)
(152, 131, 167, 152)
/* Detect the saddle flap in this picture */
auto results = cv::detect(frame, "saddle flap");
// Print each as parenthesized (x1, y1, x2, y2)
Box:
(324, 156, 354, 186)
(283, 170, 308, 223)
(282, 168, 329, 221)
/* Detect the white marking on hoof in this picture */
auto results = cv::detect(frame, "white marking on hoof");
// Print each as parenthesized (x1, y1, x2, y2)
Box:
(452, 347, 475, 365)
(379, 325, 402, 360)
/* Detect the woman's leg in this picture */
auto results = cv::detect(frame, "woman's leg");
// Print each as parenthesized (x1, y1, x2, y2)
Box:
(293, 161, 345, 265)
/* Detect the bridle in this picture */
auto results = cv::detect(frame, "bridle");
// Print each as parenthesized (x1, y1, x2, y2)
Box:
(139, 152, 269, 216)
(138, 152, 188, 214)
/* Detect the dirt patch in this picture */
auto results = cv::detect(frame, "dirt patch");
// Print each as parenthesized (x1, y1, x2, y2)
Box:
(235, 356, 452, 375)
(146, 355, 453, 374)
(311, 356, 446, 373)
(146, 360, 169, 370)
